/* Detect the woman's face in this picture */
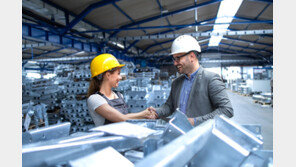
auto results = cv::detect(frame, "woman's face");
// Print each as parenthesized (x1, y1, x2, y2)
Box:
(108, 68, 122, 88)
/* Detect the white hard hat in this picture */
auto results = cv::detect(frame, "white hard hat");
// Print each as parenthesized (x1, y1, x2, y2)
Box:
(170, 35, 201, 55)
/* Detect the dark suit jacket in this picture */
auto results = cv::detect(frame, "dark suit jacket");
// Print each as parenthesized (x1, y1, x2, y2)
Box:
(156, 66, 233, 126)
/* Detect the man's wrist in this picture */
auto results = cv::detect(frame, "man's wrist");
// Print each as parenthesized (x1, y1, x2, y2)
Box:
(155, 110, 160, 118)
(193, 118, 197, 126)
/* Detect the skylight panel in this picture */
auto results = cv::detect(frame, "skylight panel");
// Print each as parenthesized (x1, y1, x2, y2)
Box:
(208, 0, 243, 47)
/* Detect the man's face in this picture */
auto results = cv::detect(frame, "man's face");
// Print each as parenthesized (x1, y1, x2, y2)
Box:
(172, 52, 191, 74)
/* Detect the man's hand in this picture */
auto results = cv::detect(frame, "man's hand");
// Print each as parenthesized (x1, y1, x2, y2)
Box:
(188, 118, 195, 126)
(148, 106, 158, 119)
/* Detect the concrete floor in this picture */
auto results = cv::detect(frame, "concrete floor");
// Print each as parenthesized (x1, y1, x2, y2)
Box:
(227, 90, 273, 150)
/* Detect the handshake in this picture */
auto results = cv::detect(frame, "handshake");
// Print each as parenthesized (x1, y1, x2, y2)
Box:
(141, 107, 195, 126)
(141, 106, 158, 119)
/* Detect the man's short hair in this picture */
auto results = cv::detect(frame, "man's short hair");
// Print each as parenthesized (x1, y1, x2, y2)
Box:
(192, 51, 201, 61)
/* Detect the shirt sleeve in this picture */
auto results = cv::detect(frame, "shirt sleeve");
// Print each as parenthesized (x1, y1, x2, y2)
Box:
(87, 94, 108, 111)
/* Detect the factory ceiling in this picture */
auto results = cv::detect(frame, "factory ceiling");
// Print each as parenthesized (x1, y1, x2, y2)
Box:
(22, 0, 273, 67)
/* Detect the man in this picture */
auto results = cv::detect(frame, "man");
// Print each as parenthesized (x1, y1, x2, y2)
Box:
(153, 35, 233, 126)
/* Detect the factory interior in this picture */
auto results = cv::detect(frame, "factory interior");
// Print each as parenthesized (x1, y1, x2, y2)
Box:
(3, 0, 295, 166)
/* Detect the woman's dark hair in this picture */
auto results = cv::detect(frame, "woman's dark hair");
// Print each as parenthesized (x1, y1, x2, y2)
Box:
(87, 67, 119, 97)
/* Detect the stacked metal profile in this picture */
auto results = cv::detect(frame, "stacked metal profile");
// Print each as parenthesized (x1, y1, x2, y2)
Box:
(116, 76, 171, 113)
(22, 63, 173, 133)
(22, 101, 49, 132)
(56, 65, 95, 133)
(22, 64, 92, 132)
(22, 111, 273, 167)
(22, 78, 60, 110)
(252, 92, 272, 104)
(238, 85, 252, 95)
(230, 79, 245, 92)
(60, 99, 94, 133)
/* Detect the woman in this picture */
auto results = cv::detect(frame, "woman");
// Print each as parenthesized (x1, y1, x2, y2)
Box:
(87, 53, 156, 126)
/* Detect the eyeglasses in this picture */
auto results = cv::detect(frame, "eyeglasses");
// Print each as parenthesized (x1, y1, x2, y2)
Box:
(172, 52, 191, 62)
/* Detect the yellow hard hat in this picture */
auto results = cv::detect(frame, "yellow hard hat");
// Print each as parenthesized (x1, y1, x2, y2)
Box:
(90, 53, 125, 78)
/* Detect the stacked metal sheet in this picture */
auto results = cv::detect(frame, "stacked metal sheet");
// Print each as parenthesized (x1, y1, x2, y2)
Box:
(22, 78, 60, 110)
(22, 101, 49, 132)
(60, 99, 94, 133)
(252, 93, 272, 104)
(117, 78, 170, 113)
(238, 85, 252, 95)
(230, 79, 245, 92)
(61, 81, 89, 96)
(22, 112, 273, 167)
(55, 65, 95, 133)
(23, 64, 173, 133)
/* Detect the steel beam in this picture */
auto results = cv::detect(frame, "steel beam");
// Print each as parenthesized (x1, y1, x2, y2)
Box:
(122, 27, 185, 53)
(223, 37, 272, 47)
(153, 59, 267, 65)
(82, 20, 272, 33)
(112, 2, 134, 22)
(23, 23, 99, 54)
(141, 39, 174, 53)
(123, 40, 138, 53)
(236, 3, 272, 41)
(31, 48, 66, 59)
(61, 0, 121, 34)
(110, 0, 223, 37)
(233, 16, 272, 24)
(103, 29, 273, 41)
(220, 42, 272, 54)
(205, 47, 271, 60)
(22, 42, 53, 49)
(30, 55, 96, 62)
(255, 4, 271, 20)
(41, 0, 104, 32)
(156, 0, 173, 26)
(146, 38, 210, 54)
(112, 1, 150, 45)
(24, 1, 145, 61)
(248, 0, 273, 3)
(154, 47, 170, 53)
(38, 47, 65, 56)
(40, 0, 145, 53)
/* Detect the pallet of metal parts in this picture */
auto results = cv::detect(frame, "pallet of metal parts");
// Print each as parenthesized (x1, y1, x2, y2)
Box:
(22, 131, 143, 167)
(60, 99, 94, 133)
(239, 85, 252, 95)
(22, 114, 272, 167)
(22, 78, 60, 109)
(22, 122, 71, 145)
(252, 94, 272, 104)
(22, 103, 49, 131)
(261, 92, 273, 98)
(136, 115, 272, 167)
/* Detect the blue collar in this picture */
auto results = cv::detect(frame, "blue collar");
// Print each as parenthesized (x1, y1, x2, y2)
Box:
(184, 67, 199, 80)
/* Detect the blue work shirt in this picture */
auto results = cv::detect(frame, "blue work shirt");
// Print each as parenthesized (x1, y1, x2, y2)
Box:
(179, 68, 199, 114)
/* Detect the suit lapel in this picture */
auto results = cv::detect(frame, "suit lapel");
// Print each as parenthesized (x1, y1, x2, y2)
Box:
(186, 67, 203, 112)
(175, 75, 185, 108)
